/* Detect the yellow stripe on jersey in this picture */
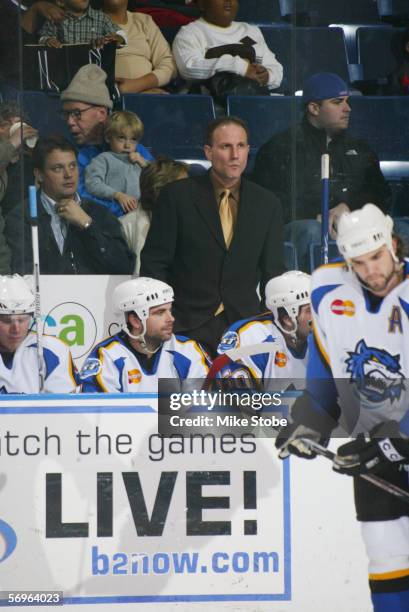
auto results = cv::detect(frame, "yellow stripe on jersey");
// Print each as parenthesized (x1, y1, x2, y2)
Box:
(238, 318, 272, 336)
(96, 345, 111, 393)
(312, 321, 331, 367)
(175, 337, 210, 372)
(68, 354, 77, 388)
(369, 568, 409, 581)
(318, 262, 346, 270)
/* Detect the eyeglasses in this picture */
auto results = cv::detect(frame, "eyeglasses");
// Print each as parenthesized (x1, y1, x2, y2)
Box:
(60, 106, 95, 122)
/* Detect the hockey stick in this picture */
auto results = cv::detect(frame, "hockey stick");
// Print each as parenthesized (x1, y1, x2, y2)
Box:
(299, 437, 409, 505)
(29, 185, 46, 392)
(321, 153, 330, 265)
(202, 341, 282, 391)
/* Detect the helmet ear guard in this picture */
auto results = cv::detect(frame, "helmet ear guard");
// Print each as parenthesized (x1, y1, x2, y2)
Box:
(265, 271, 311, 341)
(0, 275, 35, 315)
(112, 277, 174, 350)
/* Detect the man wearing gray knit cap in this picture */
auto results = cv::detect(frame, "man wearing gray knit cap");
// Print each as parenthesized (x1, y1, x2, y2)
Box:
(60, 64, 152, 211)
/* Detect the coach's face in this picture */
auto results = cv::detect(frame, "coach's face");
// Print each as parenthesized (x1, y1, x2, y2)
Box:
(204, 123, 249, 187)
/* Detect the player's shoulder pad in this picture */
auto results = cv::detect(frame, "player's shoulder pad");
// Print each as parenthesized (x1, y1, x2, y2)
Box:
(218, 314, 274, 354)
(311, 262, 347, 314)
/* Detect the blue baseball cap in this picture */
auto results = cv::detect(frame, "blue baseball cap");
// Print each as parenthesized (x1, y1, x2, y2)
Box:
(303, 72, 350, 104)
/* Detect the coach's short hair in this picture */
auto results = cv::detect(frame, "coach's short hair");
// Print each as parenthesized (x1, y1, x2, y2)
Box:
(205, 116, 250, 145)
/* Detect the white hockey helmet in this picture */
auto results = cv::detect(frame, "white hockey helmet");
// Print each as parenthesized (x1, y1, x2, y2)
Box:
(265, 271, 311, 339)
(112, 277, 174, 341)
(0, 275, 35, 315)
(336, 204, 395, 262)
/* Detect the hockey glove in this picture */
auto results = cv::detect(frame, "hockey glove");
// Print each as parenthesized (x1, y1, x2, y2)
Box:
(333, 421, 409, 476)
(275, 422, 325, 459)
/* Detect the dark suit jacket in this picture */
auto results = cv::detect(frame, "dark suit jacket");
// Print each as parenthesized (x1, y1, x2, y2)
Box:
(140, 172, 284, 332)
(7, 193, 135, 275)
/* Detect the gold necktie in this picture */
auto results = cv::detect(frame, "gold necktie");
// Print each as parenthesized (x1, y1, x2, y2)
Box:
(219, 189, 233, 248)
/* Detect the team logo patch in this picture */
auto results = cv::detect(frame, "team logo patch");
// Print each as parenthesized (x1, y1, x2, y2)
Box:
(79, 358, 101, 380)
(274, 351, 287, 368)
(345, 339, 404, 403)
(331, 299, 355, 316)
(218, 330, 239, 353)
(128, 369, 142, 384)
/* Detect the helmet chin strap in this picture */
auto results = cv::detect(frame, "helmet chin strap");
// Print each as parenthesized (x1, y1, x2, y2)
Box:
(123, 320, 162, 355)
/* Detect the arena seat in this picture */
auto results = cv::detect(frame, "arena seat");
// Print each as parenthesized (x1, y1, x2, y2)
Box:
(309, 242, 340, 272)
(356, 26, 404, 84)
(279, 0, 380, 25)
(227, 96, 303, 161)
(122, 94, 216, 159)
(17, 91, 69, 138)
(261, 26, 350, 93)
(377, 0, 409, 25)
(348, 96, 409, 161)
(236, 0, 282, 23)
(284, 241, 299, 270)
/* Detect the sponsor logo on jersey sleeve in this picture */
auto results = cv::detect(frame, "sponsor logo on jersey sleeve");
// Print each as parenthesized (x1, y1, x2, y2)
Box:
(79, 357, 101, 380)
(330, 299, 355, 316)
(274, 351, 287, 367)
(218, 330, 239, 353)
(128, 369, 142, 384)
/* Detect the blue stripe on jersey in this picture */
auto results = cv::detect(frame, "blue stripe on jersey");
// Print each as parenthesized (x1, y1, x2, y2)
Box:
(226, 313, 273, 333)
(399, 297, 409, 321)
(372, 589, 409, 612)
(167, 350, 191, 380)
(43, 346, 60, 379)
(311, 284, 341, 314)
(306, 332, 340, 419)
(113, 357, 126, 392)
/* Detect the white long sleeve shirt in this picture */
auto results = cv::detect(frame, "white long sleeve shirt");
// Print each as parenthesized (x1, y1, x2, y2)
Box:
(172, 18, 283, 89)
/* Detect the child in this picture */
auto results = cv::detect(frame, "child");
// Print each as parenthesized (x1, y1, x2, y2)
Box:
(38, 0, 127, 48)
(387, 28, 409, 94)
(120, 156, 188, 273)
(85, 110, 148, 217)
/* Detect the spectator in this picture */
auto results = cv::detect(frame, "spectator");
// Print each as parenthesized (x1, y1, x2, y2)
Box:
(172, 0, 283, 101)
(387, 28, 409, 95)
(140, 116, 284, 357)
(85, 110, 148, 217)
(20, 1, 66, 35)
(8, 135, 135, 274)
(99, 0, 177, 94)
(60, 64, 153, 210)
(253, 72, 391, 272)
(120, 156, 188, 273)
(80, 277, 210, 392)
(38, 0, 127, 47)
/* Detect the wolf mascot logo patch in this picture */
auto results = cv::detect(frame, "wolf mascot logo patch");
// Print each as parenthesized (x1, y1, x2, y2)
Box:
(345, 339, 404, 403)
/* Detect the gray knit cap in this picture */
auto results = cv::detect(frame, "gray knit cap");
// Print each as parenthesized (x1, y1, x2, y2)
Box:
(61, 65, 113, 109)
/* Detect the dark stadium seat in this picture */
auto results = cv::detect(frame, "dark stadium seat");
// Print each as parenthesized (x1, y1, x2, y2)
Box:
(309, 242, 340, 272)
(356, 26, 405, 84)
(17, 91, 69, 138)
(284, 241, 299, 270)
(227, 96, 303, 161)
(236, 0, 282, 23)
(122, 94, 216, 158)
(261, 26, 350, 93)
(348, 96, 409, 161)
(377, 0, 409, 25)
(279, 0, 380, 25)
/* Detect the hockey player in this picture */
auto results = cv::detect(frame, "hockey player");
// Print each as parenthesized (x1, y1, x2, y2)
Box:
(0, 274, 77, 393)
(276, 204, 409, 612)
(216, 270, 311, 383)
(80, 277, 210, 392)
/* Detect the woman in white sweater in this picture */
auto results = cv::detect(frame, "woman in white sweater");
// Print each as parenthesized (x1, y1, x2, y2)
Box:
(101, 0, 177, 93)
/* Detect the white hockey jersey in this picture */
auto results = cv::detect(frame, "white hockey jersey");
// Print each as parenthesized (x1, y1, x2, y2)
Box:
(80, 332, 210, 393)
(0, 332, 77, 394)
(217, 313, 308, 383)
(309, 260, 409, 435)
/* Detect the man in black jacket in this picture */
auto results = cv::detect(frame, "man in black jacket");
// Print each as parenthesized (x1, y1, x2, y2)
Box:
(253, 72, 391, 272)
(141, 116, 284, 356)
(7, 135, 135, 275)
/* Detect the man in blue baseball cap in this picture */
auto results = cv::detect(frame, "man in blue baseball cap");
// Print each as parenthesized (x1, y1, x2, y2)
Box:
(253, 72, 390, 272)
